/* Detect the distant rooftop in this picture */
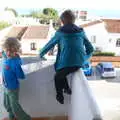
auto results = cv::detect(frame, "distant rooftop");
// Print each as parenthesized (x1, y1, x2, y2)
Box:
(6, 26, 27, 39)
(22, 25, 49, 39)
(103, 19, 120, 33)
(80, 20, 102, 28)
(80, 19, 120, 33)
(5, 25, 50, 40)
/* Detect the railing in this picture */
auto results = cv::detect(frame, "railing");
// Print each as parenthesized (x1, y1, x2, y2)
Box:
(0, 57, 102, 120)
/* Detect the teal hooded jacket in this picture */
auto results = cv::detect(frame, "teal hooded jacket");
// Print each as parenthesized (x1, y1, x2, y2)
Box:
(40, 24, 94, 71)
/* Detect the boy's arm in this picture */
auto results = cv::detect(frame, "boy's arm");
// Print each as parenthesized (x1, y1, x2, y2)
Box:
(40, 32, 59, 58)
(82, 31, 94, 61)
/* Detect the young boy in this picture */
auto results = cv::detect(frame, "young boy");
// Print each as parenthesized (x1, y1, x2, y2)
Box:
(2, 37, 31, 120)
(40, 10, 94, 104)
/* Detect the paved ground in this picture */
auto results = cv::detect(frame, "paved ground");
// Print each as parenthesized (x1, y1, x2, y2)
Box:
(88, 68, 120, 120)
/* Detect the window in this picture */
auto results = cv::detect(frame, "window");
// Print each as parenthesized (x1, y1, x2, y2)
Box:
(116, 39, 120, 47)
(95, 47, 102, 52)
(31, 42, 37, 50)
(91, 35, 96, 43)
(104, 68, 114, 72)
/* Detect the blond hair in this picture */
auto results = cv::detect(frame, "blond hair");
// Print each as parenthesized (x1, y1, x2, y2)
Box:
(2, 37, 21, 55)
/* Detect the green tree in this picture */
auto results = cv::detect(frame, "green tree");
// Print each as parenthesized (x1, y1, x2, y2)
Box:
(5, 7, 18, 17)
(41, 8, 59, 25)
(25, 8, 59, 28)
(43, 8, 58, 19)
(28, 8, 58, 22)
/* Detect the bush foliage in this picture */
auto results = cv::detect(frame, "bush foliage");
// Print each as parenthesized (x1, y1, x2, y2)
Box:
(0, 22, 10, 30)
(93, 52, 115, 56)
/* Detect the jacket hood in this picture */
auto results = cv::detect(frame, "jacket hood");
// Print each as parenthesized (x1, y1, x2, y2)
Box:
(58, 24, 83, 33)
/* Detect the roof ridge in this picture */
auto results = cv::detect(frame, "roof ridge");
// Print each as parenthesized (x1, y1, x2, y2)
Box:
(17, 27, 28, 40)
(80, 20, 102, 28)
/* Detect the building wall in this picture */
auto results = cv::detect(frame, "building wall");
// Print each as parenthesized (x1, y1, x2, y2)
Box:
(84, 23, 120, 55)
(15, 17, 40, 25)
(21, 39, 49, 54)
(0, 11, 15, 24)
(21, 22, 55, 55)
(107, 33, 120, 55)
(84, 23, 109, 51)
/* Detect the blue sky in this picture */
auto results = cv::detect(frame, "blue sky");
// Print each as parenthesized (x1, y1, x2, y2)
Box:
(0, 0, 120, 18)
(14, 8, 120, 18)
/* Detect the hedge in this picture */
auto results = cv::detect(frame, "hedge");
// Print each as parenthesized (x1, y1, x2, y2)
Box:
(0, 21, 10, 30)
(93, 52, 115, 56)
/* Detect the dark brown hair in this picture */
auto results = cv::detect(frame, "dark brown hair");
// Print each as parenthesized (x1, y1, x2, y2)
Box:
(60, 10, 75, 24)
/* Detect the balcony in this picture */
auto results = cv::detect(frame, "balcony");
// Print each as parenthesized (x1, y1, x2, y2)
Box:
(0, 57, 102, 120)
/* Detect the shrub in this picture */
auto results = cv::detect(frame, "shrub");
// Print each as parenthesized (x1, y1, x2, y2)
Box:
(93, 52, 115, 56)
(0, 21, 10, 30)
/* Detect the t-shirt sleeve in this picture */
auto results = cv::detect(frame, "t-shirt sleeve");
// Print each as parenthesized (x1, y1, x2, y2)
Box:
(12, 58, 25, 79)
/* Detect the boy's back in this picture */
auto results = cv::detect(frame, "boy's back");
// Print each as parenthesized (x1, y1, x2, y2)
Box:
(53, 24, 94, 70)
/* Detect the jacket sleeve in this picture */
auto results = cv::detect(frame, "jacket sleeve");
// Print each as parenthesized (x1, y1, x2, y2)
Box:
(82, 31, 94, 61)
(13, 58, 25, 79)
(40, 32, 59, 58)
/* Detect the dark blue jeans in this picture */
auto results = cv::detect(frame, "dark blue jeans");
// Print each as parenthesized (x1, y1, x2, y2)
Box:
(54, 67, 79, 95)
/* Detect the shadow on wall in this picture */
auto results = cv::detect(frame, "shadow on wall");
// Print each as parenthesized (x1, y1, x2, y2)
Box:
(20, 65, 70, 117)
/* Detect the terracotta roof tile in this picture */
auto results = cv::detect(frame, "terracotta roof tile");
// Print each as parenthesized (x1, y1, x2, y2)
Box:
(6, 26, 27, 39)
(80, 20, 102, 28)
(80, 19, 120, 33)
(22, 25, 49, 39)
(102, 19, 120, 33)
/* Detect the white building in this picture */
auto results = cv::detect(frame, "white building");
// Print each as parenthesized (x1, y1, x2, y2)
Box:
(80, 19, 120, 56)
(5, 24, 55, 55)
(14, 17, 40, 25)
(0, 10, 40, 25)
(21, 25, 54, 54)
(0, 10, 15, 24)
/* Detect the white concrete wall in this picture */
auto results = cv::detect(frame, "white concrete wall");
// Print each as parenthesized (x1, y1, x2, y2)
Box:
(71, 69, 101, 120)
(0, 59, 101, 119)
